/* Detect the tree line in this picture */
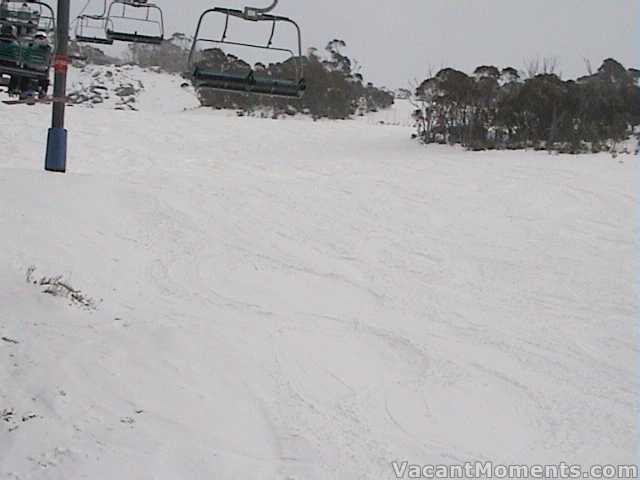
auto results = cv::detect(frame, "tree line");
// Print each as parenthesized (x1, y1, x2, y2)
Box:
(413, 59, 640, 153)
(125, 34, 394, 120)
(71, 36, 640, 152)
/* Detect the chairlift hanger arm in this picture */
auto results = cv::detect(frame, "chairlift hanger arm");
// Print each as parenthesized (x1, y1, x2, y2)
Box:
(83, 0, 109, 20)
(199, 0, 279, 21)
(244, 0, 278, 18)
(250, 0, 279, 13)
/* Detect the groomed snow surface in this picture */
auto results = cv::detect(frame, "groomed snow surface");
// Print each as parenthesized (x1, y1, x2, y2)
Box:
(0, 67, 637, 479)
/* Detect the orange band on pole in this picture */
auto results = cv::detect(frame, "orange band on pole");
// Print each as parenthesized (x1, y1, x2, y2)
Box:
(53, 54, 69, 73)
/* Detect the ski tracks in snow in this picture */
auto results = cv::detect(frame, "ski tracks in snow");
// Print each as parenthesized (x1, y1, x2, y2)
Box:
(0, 95, 636, 478)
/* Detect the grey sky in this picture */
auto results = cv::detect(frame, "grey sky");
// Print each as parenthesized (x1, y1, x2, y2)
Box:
(72, 0, 638, 88)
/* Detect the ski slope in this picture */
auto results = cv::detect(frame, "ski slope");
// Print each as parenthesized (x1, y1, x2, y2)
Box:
(0, 70, 637, 479)
(66, 64, 200, 112)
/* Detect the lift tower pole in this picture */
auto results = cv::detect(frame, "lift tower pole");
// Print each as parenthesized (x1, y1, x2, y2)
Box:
(45, 0, 71, 173)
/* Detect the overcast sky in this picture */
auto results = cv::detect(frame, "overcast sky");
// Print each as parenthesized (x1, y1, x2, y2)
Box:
(72, 0, 638, 88)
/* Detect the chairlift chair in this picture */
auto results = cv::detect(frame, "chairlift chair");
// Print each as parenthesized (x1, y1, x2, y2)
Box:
(188, 0, 306, 99)
(106, 0, 164, 45)
(0, 0, 55, 80)
(76, 14, 114, 44)
(75, 0, 113, 45)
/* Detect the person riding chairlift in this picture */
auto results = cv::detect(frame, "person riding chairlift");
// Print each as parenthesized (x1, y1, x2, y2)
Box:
(22, 31, 50, 98)
(0, 22, 17, 39)
(28, 8, 40, 35)
(32, 30, 48, 46)
(17, 3, 30, 36)
(0, 0, 8, 20)
(18, 2, 28, 19)
(0, 20, 19, 95)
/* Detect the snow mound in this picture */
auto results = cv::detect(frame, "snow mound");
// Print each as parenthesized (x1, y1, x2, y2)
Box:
(67, 64, 200, 113)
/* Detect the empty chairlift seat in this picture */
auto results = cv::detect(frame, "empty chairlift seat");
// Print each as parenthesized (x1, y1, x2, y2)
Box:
(105, 29, 163, 44)
(192, 69, 252, 90)
(75, 10, 114, 45)
(192, 67, 305, 98)
(252, 74, 304, 97)
(76, 31, 113, 45)
(105, 0, 164, 45)
(188, 6, 306, 99)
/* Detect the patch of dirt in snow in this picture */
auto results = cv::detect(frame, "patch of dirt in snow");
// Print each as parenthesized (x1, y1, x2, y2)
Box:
(1, 408, 39, 433)
(68, 64, 143, 110)
(25, 266, 98, 310)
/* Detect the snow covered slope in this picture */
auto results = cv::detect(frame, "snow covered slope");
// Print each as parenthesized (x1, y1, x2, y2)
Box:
(67, 64, 200, 113)
(66, 63, 416, 125)
(355, 98, 416, 127)
(0, 79, 637, 479)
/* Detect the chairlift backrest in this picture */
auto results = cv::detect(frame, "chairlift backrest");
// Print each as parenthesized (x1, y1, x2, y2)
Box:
(0, 0, 54, 34)
(75, 14, 114, 45)
(75, 0, 114, 45)
(106, 0, 164, 45)
(188, 6, 305, 98)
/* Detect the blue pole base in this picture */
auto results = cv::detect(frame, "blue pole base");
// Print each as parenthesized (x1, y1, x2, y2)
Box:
(45, 127, 67, 173)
